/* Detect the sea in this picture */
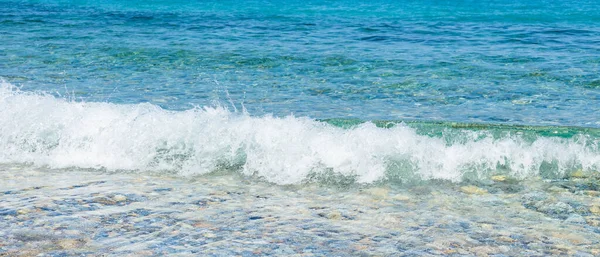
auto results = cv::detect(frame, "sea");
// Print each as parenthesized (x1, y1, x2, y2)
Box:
(1, 0, 600, 256)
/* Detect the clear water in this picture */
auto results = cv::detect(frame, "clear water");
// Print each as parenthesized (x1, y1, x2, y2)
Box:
(1, 0, 600, 183)
(2, 1, 600, 256)
(2, 0, 600, 125)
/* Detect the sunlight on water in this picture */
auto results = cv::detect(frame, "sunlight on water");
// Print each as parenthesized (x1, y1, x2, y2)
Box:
(1, 82, 599, 184)
(2, 0, 600, 255)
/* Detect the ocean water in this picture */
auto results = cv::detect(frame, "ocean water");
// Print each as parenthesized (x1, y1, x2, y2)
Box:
(2, 0, 600, 256)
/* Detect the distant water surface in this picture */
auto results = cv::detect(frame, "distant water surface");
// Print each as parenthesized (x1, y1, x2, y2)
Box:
(2, 2, 600, 255)
(1, 0, 600, 126)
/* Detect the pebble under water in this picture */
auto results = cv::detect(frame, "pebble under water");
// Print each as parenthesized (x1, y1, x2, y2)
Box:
(1, 166, 600, 256)
(2, 0, 600, 256)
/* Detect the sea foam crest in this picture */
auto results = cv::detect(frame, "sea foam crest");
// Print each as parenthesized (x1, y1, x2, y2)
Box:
(0, 81, 599, 184)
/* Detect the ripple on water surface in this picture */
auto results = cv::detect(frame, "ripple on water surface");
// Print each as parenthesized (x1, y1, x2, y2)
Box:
(1, 166, 600, 256)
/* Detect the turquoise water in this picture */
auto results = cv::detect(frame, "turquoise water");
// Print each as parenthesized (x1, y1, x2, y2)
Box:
(3, 1, 600, 256)
(2, 0, 600, 183)
(1, 0, 600, 182)
(2, 0, 600, 124)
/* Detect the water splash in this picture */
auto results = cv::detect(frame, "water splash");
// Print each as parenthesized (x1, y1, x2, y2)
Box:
(1, 82, 599, 184)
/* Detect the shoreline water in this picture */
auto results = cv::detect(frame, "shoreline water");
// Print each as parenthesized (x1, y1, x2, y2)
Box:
(2, 84, 599, 185)
(2, 0, 600, 256)
(1, 166, 599, 256)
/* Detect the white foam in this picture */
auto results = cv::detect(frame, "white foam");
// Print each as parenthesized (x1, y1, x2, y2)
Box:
(1, 81, 599, 184)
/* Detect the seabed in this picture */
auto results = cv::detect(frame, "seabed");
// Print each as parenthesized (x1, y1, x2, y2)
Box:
(1, 166, 600, 256)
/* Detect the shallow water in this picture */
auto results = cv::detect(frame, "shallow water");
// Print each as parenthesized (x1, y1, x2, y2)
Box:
(1, 166, 600, 256)
(1, 85, 600, 184)
(1, 0, 600, 255)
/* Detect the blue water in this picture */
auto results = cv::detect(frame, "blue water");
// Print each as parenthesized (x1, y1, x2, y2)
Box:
(1, 0, 600, 183)
(4, 3, 600, 255)
(2, 0, 600, 125)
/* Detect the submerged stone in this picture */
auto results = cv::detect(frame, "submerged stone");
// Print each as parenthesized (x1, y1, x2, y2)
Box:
(16, 209, 29, 215)
(570, 170, 588, 179)
(203, 233, 217, 238)
(590, 205, 600, 215)
(565, 214, 586, 224)
(392, 194, 410, 201)
(364, 187, 389, 199)
(491, 175, 507, 182)
(540, 202, 575, 219)
(113, 194, 127, 202)
(460, 186, 488, 195)
(56, 239, 85, 249)
(326, 211, 342, 220)
(586, 217, 600, 226)
(583, 191, 600, 197)
(93, 197, 116, 205)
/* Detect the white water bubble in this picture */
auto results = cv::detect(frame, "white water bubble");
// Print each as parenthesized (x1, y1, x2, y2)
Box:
(0, 81, 599, 184)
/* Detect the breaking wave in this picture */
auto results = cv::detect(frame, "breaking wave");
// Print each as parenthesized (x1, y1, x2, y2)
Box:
(1, 81, 599, 184)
